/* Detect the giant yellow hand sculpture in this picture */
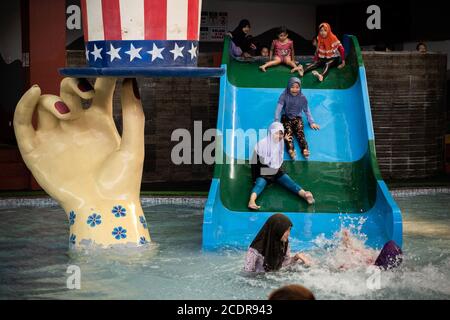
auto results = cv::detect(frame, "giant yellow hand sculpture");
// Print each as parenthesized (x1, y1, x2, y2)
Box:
(14, 77, 150, 248)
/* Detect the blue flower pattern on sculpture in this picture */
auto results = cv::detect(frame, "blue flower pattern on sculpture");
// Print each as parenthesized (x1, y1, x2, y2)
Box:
(69, 211, 76, 226)
(112, 205, 127, 218)
(112, 227, 127, 240)
(87, 213, 102, 227)
(69, 234, 76, 246)
(139, 215, 148, 229)
(139, 236, 148, 245)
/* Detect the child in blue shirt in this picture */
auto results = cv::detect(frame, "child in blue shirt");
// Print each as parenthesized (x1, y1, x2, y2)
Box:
(275, 77, 320, 159)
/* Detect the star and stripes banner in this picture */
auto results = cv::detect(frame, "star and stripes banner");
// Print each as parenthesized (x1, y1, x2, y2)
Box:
(81, 0, 202, 68)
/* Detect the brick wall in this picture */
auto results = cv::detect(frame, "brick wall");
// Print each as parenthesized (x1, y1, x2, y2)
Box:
(363, 52, 447, 180)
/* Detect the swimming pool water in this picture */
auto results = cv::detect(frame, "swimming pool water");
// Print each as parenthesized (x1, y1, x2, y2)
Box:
(0, 194, 449, 300)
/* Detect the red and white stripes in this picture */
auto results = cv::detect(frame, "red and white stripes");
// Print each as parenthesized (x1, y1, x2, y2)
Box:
(81, 0, 202, 42)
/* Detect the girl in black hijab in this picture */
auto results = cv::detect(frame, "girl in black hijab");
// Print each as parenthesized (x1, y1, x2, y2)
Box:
(244, 213, 311, 272)
(230, 19, 256, 57)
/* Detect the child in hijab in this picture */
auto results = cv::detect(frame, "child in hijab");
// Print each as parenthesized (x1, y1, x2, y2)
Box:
(302, 22, 346, 82)
(275, 77, 320, 159)
(244, 213, 312, 272)
(336, 229, 403, 271)
(248, 122, 315, 210)
(259, 26, 303, 75)
(229, 19, 257, 58)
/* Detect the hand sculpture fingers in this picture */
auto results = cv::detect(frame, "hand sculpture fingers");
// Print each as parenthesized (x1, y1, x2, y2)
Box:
(95, 79, 144, 197)
(31, 78, 95, 130)
(36, 94, 74, 130)
(59, 78, 95, 119)
(120, 78, 145, 155)
(91, 77, 117, 115)
(13, 85, 41, 153)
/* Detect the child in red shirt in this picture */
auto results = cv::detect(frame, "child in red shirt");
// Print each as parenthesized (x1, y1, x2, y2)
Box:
(302, 22, 346, 82)
(259, 26, 303, 76)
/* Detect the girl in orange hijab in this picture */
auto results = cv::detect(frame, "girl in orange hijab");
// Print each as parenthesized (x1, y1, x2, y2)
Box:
(302, 23, 346, 82)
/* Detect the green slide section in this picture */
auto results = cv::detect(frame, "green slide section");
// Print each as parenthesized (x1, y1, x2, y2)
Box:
(215, 146, 377, 214)
(222, 36, 359, 89)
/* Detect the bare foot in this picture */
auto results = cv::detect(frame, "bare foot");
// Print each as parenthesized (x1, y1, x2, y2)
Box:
(312, 71, 323, 82)
(259, 65, 266, 72)
(297, 65, 304, 77)
(303, 149, 310, 158)
(288, 149, 296, 160)
(248, 202, 261, 210)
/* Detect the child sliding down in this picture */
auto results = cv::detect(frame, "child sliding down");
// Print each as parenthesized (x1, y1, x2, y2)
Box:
(302, 22, 346, 82)
(275, 77, 320, 159)
(248, 122, 315, 211)
(259, 26, 303, 75)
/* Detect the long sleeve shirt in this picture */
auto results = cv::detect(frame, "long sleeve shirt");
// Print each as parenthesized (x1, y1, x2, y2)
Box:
(243, 245, 296, 273)
(274, 92, 315, 125)
(315, 43, 345, 61)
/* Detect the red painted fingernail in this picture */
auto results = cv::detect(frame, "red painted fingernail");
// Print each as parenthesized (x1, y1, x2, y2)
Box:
(77, 78, 94, 92)
(55, 101, 70, 114)
(132, 78, 140, 100)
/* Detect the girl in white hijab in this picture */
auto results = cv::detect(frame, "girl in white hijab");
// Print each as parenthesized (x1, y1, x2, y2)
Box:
(248, 122, 315, 210)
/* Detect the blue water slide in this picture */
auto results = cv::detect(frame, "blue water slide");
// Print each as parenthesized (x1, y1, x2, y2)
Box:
(202, 35, 402, 251)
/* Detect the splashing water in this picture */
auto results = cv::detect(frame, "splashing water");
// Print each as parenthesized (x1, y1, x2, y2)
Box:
(0, 194, 450, 299)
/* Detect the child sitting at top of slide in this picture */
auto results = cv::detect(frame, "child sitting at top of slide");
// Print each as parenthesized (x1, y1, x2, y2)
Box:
(300, 22, 346, 82)
(228, 19, 257, 58)
(260, 46, 269, 57)
(259, 26, 303, 76)
(275, 77, 320, 159)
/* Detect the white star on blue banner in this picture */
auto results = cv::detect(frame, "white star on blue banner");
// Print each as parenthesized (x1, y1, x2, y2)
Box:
(85, 40, 199, 68)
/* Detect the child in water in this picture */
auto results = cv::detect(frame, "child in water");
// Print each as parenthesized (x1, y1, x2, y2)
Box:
(300, 22, 346, 82)
(334, 229, 403, 271)
(275, 77, 320, 159)
(259, 26, 303, 75)
(244, 213, 312, 272)
(244, 216, 402, 273)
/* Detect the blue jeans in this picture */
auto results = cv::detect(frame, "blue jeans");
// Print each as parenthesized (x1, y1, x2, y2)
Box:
(251, 174, 302, 197)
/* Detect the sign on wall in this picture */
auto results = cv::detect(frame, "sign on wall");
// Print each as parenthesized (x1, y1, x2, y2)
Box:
(199, 11, 228, 42)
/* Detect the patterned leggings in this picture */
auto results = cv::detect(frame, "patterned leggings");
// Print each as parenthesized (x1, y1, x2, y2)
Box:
(282, 116, 308, 154)
(303, 57, 340, 80)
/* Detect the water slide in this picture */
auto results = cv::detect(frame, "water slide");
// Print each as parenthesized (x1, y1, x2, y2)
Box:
(202, 35, 402, 251)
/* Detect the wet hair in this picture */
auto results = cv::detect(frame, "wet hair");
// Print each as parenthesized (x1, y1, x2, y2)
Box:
(268, 284, 315, 300)
(277, 26, 288, 36)
(416, 42, 427, 51)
